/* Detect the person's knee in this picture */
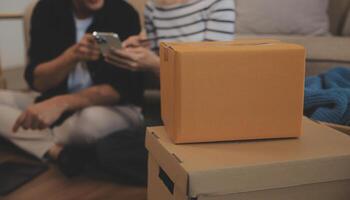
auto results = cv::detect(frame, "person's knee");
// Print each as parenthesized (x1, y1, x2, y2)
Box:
(78, 106, 106, 126)
(62, 106, 143, 144)
(78, 106, 124, 130)
(69, 107, 103, 143)
(0, 90, 15, 106)
(0, 90, 34, 109)
(70, 106, 125, 143)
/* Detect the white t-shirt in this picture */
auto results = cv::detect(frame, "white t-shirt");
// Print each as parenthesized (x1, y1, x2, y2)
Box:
(68, 16, 94, 93)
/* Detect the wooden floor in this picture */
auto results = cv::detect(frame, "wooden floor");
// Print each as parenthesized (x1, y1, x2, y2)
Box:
(0, 69, 148, 199)
(0, 145, 147, 200)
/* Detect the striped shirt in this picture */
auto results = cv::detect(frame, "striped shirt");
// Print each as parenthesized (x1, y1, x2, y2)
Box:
(144, 0, 236, 52)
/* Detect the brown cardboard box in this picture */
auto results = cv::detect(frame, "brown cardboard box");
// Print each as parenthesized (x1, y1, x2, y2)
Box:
(146, 118, 350, 200)
(160, 39, 306, 143)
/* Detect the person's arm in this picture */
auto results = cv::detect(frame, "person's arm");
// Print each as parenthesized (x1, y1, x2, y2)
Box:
(32, 45, 78, 92)
(26, 1, 100, 92)
(33, 35, 100, 92)
(105, 47, 160, 75)
(57, 84, 120, 111)
(13, 84, 119, 132)
(204, 0, 236, 41)
(104, 2, 160, 76)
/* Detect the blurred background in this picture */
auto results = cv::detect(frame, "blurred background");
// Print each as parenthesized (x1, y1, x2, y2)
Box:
(0, 0, 31, 90)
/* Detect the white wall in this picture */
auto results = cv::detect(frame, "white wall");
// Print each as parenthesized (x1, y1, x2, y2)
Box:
(0, 0, 33, 13)
(0, 0, 33, 70)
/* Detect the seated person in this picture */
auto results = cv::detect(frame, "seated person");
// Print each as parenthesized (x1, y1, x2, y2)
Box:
(105, 0, 236, 74)
(92, 0, 235, 183)
(0, 0, 143, 177)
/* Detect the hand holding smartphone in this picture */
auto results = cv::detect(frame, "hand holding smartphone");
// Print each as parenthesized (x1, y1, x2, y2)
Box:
(92, 31, 121, 56)
(122, 35, 152, 48)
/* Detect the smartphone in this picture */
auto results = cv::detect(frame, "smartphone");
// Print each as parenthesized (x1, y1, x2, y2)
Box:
(92, 31, 122, 55)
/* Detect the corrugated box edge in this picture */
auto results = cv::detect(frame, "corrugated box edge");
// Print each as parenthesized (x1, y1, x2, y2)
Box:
(146, 127, 189, 197)
(321, 121, 350, 136)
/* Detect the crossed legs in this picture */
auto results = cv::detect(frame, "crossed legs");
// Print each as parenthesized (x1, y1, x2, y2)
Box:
(0, 90, 143, 159)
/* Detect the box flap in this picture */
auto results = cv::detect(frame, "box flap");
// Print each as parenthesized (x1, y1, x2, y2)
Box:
(161, 39, 303, 53)
(146, 118, 350, 198)
(161, 39, 281, 48)
(159, 42, 182, 141)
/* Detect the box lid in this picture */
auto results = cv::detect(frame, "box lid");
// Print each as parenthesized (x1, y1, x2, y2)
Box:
(160, 39, 304, 53)
(146, 118, 350, 198)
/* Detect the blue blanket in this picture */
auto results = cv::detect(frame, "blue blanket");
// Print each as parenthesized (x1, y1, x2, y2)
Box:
(304, 67, 350, 125)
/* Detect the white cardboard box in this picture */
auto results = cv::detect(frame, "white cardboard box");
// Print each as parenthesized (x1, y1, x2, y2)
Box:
(146, 118, 350, 200)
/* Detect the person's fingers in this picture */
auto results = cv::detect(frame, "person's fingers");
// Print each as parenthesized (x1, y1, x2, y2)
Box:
(41, 118, 51, 128)
(83, 41, 98, 49)
(92, 43, 100, 51)
(124, 47, 148, 61)
(105, 57, 122, 68)
(31, 118, 40, 130)
(38, 122, 47, 130)
(84, 34, 95, 43)
(79, 40, 90, 48)
(77, 43, 100, 60)
(110, 48, 138, 61)
(80, 34, 93, 43)
(92, 53, 100, 60)
(22, 113, 34, 130)
(105, 56, 138, 71)
(125, 47, 146, 54)
(13, 112, 27, 133)
(77, 35, 99, 57)
(83, 38, 98, 50)
(137, 33, 151, 48)
(78, 45, 90, 54)
(83, 50, 100, 59)
(106, 50, 133, 64)
(122, 35, 142, 48)
(78, 46, 94, 60)
(79, 43, 96, 51)
(78, 36, 98, 49)
(140, 40, 152, 48)
(88, 50, 101, 61)
(105, 54, 136, 68)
